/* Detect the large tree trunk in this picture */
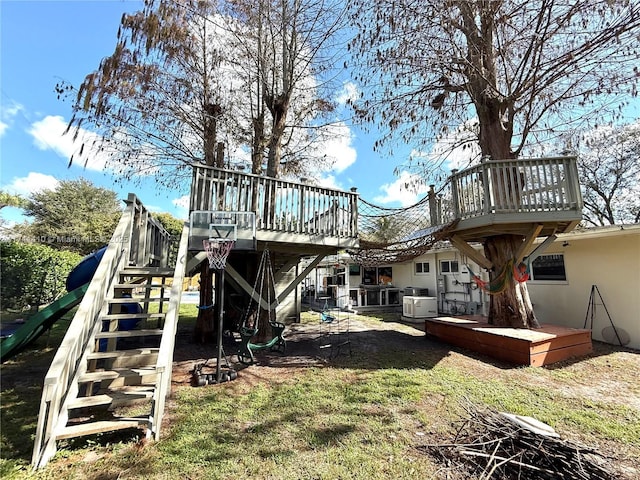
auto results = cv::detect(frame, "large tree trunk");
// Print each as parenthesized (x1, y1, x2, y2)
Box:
(484, 234, 539, 328)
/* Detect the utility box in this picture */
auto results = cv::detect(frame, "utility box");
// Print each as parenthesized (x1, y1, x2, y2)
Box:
(403, 296, 438, 318)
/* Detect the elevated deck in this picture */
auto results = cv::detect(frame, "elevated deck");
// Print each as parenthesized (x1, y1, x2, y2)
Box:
(190, 165, 359, 255)
(445, 156, 583, 243)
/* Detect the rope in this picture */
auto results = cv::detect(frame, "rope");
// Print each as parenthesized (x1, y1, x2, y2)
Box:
(240, 248, 278, 332)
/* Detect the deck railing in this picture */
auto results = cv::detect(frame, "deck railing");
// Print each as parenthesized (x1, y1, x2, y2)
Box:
(125, 193, 174, 266)
(449, 156, 583, 220)
(190, 165, 359, 239)
(32, 195, 174, 468)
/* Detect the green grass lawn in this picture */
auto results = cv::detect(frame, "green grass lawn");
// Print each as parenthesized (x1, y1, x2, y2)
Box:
(1, 306, 638, 479)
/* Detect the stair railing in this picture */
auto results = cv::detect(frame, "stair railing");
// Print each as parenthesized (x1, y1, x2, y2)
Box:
(150, 223, 189, 439)
(32, 194, 173, 468)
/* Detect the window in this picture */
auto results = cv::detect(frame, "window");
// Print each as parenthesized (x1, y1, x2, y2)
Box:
(531, 254, 567, 281)
(362, 266, 393, 285)
(415, 261, 430, 274)
(440, 260, 459, 274)
(348, 264, 361, 276)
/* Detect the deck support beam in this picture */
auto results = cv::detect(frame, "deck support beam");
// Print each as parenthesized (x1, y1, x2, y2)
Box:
(275, 255, 326, 306)
(449, 235, 493, 271)
(226, 264, 270, 310)
(226, 254, 326, 311)
(524, 234, 557, 264)
(514, 224, 543, 265)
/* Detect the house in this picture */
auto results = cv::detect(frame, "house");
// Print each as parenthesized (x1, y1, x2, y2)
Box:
(305, 223, 640, 351)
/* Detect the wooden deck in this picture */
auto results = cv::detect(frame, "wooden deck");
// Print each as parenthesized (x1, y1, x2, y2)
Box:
(425, 316, 592, 366)
(189, 165, 359, 254)
(445, 156, 583, 243)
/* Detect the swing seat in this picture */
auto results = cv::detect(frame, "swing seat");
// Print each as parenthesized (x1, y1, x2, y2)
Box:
(321, 311, 336, 323)
(237, 322, 286, 365)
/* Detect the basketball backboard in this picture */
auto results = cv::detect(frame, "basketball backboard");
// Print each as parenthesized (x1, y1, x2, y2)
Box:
(189, 211, 256, 251)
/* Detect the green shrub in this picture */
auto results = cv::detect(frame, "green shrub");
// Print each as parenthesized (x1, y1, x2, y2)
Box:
(0, 241, 82, 310)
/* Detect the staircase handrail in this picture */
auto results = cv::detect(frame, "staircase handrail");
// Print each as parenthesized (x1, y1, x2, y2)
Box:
(32, 198, 135, 467)
(150, 223, 189, 440)
(31, 194, 170, 468)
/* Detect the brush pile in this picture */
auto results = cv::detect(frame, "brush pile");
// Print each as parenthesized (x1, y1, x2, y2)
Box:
(418, 401, 620, 479)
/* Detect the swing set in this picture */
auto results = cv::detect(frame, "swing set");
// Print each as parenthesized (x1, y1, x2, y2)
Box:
(237, 248, 286, 365)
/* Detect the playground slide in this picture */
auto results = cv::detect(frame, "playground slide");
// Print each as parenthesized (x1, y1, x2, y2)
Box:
(0, 283, 89, 363)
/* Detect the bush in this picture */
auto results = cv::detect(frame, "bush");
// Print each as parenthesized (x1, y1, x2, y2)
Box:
(0, 241, 82, 310)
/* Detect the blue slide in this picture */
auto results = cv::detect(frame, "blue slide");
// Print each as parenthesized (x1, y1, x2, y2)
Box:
(1, 246, 126, 362)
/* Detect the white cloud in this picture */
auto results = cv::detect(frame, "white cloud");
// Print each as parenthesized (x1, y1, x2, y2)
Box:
(172, 195, 190, 220)
(3, 172, 59, 196)
(27, 115, 110, 171)
(373, 170, 429, 207)
(335, 81, 358, 106)
(320, 121, 357, 174)
(316, 174, 341, 190)
(421, 119, 481, 171)
(1, 101, 24, 137)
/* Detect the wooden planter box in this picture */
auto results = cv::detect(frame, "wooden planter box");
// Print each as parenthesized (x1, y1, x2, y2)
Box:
(425, 316, 592, 366)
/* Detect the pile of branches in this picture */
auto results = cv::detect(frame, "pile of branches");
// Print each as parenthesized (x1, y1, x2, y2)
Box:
(418, 401, 620, 480)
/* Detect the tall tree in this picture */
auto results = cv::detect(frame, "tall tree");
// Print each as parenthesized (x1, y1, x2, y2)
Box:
(61, 0, 235, 185)
(62, 0, 345, 341)
(14, 179, 121, 255)
(220, 0, 346, 177)
(349, 0, 640, 327)
(573, 120, 640, 226)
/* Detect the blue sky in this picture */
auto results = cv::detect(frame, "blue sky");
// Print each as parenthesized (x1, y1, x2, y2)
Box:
(1, 0, 422, 227)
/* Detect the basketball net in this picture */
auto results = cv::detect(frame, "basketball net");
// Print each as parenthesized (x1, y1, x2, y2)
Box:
(203, 239, 235, 270)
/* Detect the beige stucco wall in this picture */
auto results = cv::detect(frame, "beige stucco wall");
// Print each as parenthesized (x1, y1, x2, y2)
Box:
(527, 227, 640, 350)
(309, 226, 639, 350)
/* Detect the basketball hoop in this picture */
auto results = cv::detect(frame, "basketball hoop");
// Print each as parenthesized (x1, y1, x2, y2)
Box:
(203, 239, 235, 269)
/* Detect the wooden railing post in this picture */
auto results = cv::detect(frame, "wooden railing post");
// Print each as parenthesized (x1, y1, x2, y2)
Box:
(450, 169, 460, 218)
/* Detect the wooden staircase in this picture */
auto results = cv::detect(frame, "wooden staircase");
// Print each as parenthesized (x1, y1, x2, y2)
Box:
(57, 267, 174, 441)
(32, 195, 189, 469)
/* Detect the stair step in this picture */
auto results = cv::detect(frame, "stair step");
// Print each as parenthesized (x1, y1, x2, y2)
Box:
(101, 313, 165, 321)
(109, 297, 171, 304)
(57, 418, 149, 440)
(113, 283, 170, 289)
(87, 348, 159, 360)
(79, 367, 158, 383)
(68, 388, 156, 410)
(120, 267, 174, 276)
(95, 329, 163, 339)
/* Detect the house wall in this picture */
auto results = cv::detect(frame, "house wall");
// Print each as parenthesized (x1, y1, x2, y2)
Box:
(303, 225, 639, 349)
(527, 228, 640, 350)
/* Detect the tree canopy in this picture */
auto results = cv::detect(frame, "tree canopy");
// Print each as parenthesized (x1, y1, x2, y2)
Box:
(348, 0, 640, 180)
(62, 0, 346, 186)
(14, 179, 121, 255)
(153, 212, 185, 237)
(0, 191, 27, 210)
(575, 119, 640, 226)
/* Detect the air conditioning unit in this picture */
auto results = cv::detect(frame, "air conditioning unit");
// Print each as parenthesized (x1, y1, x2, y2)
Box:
(403, 296, 438, 318)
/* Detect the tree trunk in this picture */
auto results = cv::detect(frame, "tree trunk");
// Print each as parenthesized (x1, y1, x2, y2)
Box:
(266, 95, 288, 178)
(484, 234, 539, 328)
(193, 262, 215, 343)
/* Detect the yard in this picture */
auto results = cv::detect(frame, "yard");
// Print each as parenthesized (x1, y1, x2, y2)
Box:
(1, 305, 639, 479)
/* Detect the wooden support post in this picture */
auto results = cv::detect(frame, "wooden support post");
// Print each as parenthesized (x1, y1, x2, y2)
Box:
(275, 254, 326, 306)
(514, 224, 543, 265)
(449, 235, 493, 270)
(525, 234, 557, 264)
